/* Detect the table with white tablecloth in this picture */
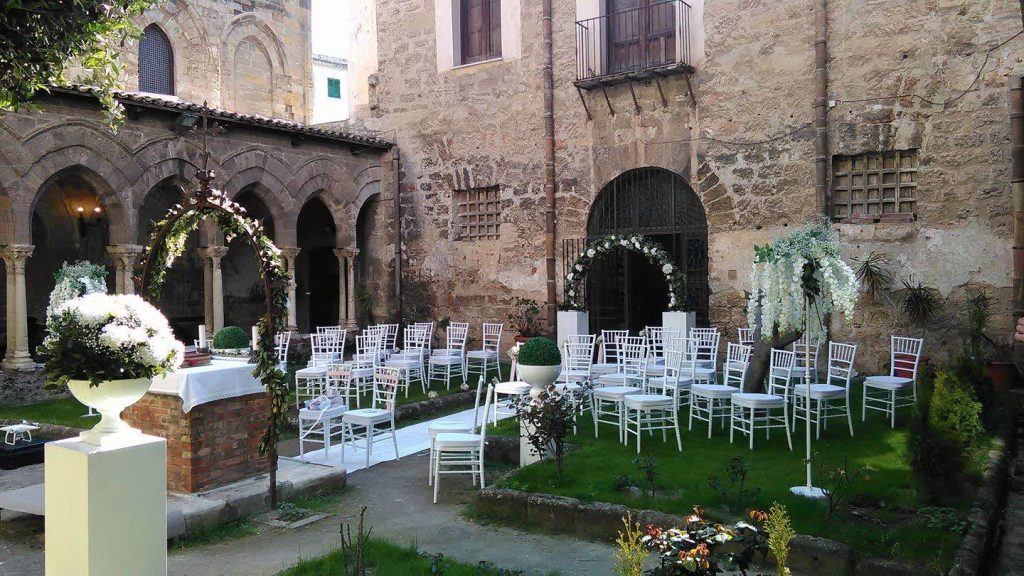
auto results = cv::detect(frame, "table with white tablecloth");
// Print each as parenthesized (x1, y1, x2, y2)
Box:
(123, 359, 270, 493)
(149, 360, 264, 413)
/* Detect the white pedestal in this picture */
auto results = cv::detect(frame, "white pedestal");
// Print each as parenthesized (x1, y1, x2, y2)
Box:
(520, 421, 541, 467)
(45, 434, 167, 576)
(557, 310, 590, 345)
(662, 311, 696, 337)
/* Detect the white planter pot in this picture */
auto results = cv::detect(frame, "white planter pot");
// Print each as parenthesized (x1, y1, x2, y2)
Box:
(516, 364, 562, 397)
(67, 378, 151, 445)
(662, 311, 696, 337)
(557, 310, 590, 346)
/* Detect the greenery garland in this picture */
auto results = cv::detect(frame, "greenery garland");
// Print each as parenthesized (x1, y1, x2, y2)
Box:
(137, 183, 291, 505)
(563, 234, 686, 311)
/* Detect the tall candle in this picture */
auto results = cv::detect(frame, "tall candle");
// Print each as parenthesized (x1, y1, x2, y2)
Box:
(252, 326, 259, 349)
(198, 325, 206, 350)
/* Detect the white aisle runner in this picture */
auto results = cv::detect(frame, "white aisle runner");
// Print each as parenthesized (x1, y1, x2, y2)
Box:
(283, 405, 511, 473)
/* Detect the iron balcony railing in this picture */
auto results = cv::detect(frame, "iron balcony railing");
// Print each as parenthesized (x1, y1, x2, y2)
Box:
(575, 0, 692, 85)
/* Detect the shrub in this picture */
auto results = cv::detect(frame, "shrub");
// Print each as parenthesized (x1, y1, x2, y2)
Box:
(708, 455, 761, 514)
(614, 514, 646, 576)
(513, 382, 588, 481)
(213, 326, 249, 349)
(517, 337, 561, 366)
(909, 368, 984, 504)
(928, 370, 984, 450)
(765, 503, 795, 576)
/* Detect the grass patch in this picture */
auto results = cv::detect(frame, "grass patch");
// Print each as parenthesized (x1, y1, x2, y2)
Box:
(0, 397, 95, 429)
(279, 537, 560, 576)
(286, 488, 348, 513)
(491, 380, 989, 570)
(171, 521, 260, 549)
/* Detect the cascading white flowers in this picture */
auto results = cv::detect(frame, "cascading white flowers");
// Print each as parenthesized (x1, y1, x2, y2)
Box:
(39, 293, 184, 387)
(746, 221, 859, 341)
(46, 261, 108, 318)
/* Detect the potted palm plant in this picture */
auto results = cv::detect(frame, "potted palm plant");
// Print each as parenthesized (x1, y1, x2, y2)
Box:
(966, 291, 1018, 390)
(507, 297, 543, 344)
(516, 336, 562, 396)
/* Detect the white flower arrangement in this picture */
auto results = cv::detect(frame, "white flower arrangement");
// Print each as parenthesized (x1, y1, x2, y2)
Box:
(39, 293, 184, 388)
(746, 221, 859, 341)
(46, 261, 108, 318)
(563, 234, 686, 311)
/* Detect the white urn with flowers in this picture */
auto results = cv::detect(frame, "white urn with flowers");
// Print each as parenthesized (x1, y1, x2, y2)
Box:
(38, 292, 184, 445)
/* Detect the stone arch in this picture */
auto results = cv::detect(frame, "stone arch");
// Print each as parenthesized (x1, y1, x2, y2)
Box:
(220, 147, 293, 217)
(20, 124, 138, 243)
(0, 193, 14, 246)
(347, 164, 383, 241)
(290, 157, 354, 247)
(132, 0, 214, 102)
(220, 14, 287, 116)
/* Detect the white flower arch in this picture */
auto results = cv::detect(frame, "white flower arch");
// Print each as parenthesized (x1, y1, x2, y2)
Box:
(563, 234, 685, 311)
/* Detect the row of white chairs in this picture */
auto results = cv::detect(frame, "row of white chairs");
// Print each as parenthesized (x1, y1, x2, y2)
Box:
(553, 329, 924, 451)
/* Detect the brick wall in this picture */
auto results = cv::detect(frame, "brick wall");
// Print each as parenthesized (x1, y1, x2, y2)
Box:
(123, 392, 270, 493)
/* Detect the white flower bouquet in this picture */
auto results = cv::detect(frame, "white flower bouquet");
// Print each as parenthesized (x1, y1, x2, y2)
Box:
(39, 293, 184, 389)
(46, 261, 108, 318)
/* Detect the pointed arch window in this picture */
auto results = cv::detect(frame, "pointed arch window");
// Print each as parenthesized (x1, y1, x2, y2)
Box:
(139, 25, 175, 95)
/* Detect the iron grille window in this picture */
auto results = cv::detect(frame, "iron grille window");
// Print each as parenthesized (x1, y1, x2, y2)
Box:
(832, 150, 918, 221)
(455, 186, 501, 241)
(460, 0, 501, 65)
(138, 25, 174, 95)
(327, 78, 341, 99)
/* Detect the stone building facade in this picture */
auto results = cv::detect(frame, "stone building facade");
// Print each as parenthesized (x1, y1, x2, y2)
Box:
(0, 0, 396, 374)
(348, 0, 1024, 369)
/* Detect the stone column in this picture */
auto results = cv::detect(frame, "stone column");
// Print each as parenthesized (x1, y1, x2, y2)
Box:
(343, 248, 359, 329)
(105, 245, 144, 295)
(2, 245, 35, 371)
(334, 249, 348, 327)
(200, 247, 229, 333)
(279, 248, 300, 331)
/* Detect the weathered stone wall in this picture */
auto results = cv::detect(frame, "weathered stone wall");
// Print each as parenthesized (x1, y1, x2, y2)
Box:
(111, 0, 314, 122)
(362, 0, 1023, 369)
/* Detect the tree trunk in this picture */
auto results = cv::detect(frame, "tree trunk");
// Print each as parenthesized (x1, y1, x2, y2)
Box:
(742, 330, 802, 392)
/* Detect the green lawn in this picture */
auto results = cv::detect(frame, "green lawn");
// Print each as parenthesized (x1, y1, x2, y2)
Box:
(279, 537, 561, 576)
(490, 381, 990, 570)
(0, 397, 96, 428)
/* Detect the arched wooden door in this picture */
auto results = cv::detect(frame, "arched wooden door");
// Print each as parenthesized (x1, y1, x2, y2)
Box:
(583, 167, 708, 332)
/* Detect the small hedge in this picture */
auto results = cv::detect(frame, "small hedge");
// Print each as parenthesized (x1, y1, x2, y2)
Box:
(213, 326, 249, 349)
(518, 336, 561, 366)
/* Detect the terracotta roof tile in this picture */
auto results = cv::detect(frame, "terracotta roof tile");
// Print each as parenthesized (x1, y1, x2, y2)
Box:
(51, 85, 391, 149)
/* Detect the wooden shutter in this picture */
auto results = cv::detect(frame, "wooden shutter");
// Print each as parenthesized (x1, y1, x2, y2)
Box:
(461, 0, 501, 64)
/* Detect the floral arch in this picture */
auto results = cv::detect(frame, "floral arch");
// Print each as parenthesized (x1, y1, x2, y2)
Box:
(563, 234, 685, 311)
(134, 120, 290, 507)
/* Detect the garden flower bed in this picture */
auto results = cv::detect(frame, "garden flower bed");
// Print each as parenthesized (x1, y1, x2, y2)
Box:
(483, 381, 1009, 571)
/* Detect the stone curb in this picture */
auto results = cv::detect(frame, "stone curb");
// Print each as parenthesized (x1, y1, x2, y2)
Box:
(946, 396, 1020, 576)
(172, 468, 347, 539)
(474, 487, 921, 575)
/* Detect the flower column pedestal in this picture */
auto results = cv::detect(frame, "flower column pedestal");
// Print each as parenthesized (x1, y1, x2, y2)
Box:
(45, 433, 167, 575)
(556, 310, 589, 346)
(662, 311, 695, 337)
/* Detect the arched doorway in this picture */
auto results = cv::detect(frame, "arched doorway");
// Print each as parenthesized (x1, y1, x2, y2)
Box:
(585, 167, 708, 332)
(296, 196, 339, 332)
(137, 178, 203, 341)
(224, 186, 275, 330)
(27, 168, 116, 352)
